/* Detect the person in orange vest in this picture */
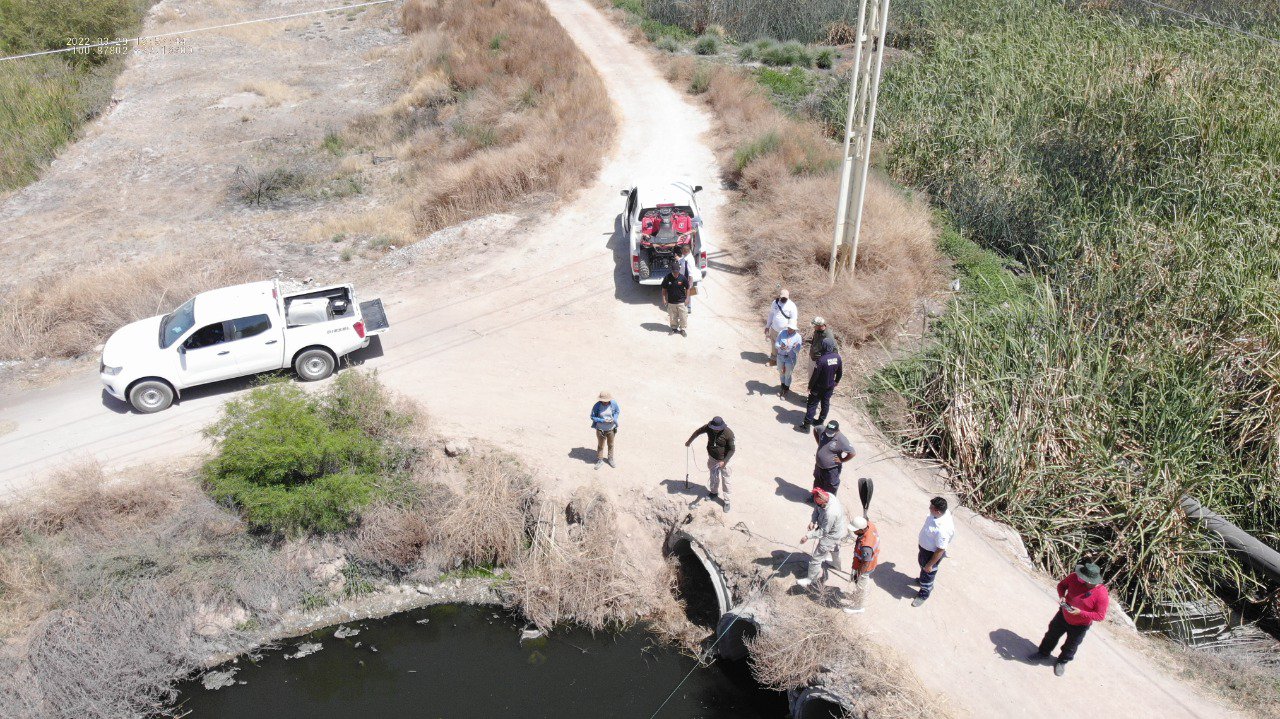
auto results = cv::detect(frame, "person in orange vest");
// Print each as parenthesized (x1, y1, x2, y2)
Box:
(849, 515, 880, 583)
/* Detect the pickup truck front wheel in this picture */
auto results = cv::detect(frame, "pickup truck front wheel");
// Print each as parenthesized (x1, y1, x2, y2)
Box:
(294, 348, 336, 382)
(128, 380, 174, 414)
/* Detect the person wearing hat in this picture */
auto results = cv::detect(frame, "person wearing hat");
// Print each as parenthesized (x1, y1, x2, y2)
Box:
(660, 261, 691, 336)
(1030, 562, 1110, 676)
(684, 416, 736, 512)
(589, 391, 620, 470)
(913, 496, 955, 607)
(808, 316, 839, 363)
(764, 289, 798, 365)
(811, 420, 855, 495)
(849, 515, 880, 583)
(800, 336, 843, 432)
(797, 487, 848, 588)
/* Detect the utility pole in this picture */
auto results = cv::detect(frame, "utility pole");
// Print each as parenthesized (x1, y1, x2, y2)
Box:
(830, 0, 891, 282)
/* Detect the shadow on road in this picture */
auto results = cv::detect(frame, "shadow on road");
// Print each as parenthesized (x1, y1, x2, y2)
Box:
(870, 561, 920, 600)
(347, 335, 385, 364)
(610, 212, 657, 306)
(772, 404, 806, 426)
(740, 351, 769, 364)
(990, 628, 1045, 663)
(568, 447, 598, 464)
(100, 391, 130, 415)
(745, 379, 777, 397)
(754, 549, 807, 579)
(659, 478, 705, 498)
(774, 476, 812, 504)
(641, 322, 672, 333)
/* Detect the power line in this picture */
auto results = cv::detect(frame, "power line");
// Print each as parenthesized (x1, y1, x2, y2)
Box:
(0, 0, 399, 63)
(1123, 0, 1280, 48)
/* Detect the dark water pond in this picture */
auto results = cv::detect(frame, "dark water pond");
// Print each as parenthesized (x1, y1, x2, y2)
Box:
(176, 604, 788, 718)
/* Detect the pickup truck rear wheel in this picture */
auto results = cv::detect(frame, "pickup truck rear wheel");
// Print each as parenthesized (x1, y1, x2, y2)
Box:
(295, 348, 336, 381)
(128, 380, 174, 414)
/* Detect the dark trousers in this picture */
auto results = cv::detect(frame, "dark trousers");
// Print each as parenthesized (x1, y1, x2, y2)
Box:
(804, 387, 834, 425)
(812, 465, 842, 494)
(1038, 611, 1091, 663)
(917, 546, 945, 598)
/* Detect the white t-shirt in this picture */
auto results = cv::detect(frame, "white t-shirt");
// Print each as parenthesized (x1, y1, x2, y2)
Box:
(682, 253, 700, 284)
(918, 511, 955, 553)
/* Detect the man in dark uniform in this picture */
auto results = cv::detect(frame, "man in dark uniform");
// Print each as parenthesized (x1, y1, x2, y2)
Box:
(800, 337, 842, 432)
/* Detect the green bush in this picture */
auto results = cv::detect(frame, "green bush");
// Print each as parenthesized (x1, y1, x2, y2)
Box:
(203, 374, 415, 535)
(688, 63, 713, 94)
(732, 131, 781, 172)
(641, 18, 692, 42)
(611, 0, 644, 16)
(814, 47, 836, 69)
(760, 39, 813, 67)
(755, 66, 814, 111)
(655, 35, 681, 53)
(694, 34, 720, 55)
(737, 37, 775, 62)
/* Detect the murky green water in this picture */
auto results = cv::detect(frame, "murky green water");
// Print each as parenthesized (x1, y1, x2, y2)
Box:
(176, 604, 787, 718)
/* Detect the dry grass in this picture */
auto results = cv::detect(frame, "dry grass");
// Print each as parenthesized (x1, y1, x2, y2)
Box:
(435, 452, 540, 567)
(747, 592, 954, 718)
(665, 56, 940, 348)
(346, 0, 616, 236)
(0, 250, 257, 361)
(238, 79, 296, 107)
(506, 488, 671, 631)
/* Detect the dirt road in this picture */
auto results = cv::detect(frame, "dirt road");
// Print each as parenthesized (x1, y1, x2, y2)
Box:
(0, 0, 1239, 716)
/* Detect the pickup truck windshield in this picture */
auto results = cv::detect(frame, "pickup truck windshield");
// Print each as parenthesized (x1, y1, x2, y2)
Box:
(159, 298, 197, 349)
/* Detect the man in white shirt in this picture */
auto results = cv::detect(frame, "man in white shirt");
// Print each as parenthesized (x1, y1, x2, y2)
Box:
(764, 289, 798, 365)
(913, 496, 955, 607)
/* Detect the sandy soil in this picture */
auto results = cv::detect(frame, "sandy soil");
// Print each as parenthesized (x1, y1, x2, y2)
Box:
(0, 0, 408, 290)
(0, 0, 1244, 717)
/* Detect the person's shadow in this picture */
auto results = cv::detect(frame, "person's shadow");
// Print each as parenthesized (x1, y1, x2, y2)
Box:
(772, 404, 806, 426)
(753, 549, 807, 578)
(659, 479, 704, 499)
(640, 322, 671, 333)
(990, 628, 1044, 663)
(745, 379, 777, 396)
(869, 561, 919, 600)
(740, 351, 769, 364)
(567, 448, 598, 464)
(773, 476, 812, 504)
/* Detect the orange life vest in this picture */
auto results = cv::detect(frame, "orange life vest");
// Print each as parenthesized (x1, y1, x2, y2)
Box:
(852, 521, 881, 573)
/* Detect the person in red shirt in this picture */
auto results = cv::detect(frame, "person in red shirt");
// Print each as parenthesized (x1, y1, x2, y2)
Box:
(1030, 562, 1109, 676)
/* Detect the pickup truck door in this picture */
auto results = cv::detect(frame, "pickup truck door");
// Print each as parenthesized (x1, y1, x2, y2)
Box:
(178, 321, 243, 387)
(228, 313, 284, 374)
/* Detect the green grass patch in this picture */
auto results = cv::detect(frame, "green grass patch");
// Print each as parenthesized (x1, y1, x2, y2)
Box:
(321, 131, 346, 155)
(754, 66, 815, 111)
(0, 0, 152, 189)
(694, 34, 720, 55)
(202, 373, 416, 536)
(732, 131, 781, 173)
(688, 62, 712, 94)
(873, 0, 1280, 615)
(641, 18, 692, 43)
(759, 39, 813, 67)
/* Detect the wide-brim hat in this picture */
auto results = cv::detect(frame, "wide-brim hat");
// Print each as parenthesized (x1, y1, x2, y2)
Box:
(599, 391, 613, 401)
(811, 316, 826, 326)
(1075, 562, 1104, 585)
(707, 416, 726, 431)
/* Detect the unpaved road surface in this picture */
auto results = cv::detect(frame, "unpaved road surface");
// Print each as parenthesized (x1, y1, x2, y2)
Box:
(0, 0, 1240, 716)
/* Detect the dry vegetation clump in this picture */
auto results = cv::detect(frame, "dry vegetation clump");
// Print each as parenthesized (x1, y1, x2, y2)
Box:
(505, 488, 672, 632)
(746, 594, 953, 718)
(435, 454, 540, 567)
(0, 250, 257, 361)
(347, 0, 616, 235)
(665, 57, 939, 348)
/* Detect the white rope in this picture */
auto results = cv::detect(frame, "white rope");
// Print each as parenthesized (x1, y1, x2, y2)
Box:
(0, 0, 399, 63)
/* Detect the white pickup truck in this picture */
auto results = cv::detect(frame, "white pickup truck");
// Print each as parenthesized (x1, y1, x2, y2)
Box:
(99, 280, 389, 413)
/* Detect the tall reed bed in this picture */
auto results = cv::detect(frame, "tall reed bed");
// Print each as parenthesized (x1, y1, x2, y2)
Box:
(873, 0, 1280, 614)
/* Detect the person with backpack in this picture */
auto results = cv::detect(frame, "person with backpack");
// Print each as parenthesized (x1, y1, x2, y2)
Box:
(800, 337, 842, 432)
(589, 391, 620, 470)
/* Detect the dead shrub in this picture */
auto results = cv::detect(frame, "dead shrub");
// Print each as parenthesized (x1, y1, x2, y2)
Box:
(0, 251, 257, 361)
(506, 488, 668, 631)
(354, 0, 615, 235)
(436, 454, 539, 567)
(347, 480, 456, 572)
(665, 55, 940, 349)
(746, 599, 849, 689)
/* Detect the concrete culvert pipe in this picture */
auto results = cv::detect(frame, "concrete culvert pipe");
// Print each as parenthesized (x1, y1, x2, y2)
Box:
(789, 686, 853, 719)
(666, 531, 733, 627)
(713, 607, 760, 662)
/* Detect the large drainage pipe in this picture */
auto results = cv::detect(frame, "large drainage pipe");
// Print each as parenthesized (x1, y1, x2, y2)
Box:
(1181, 495, 1280, 583)
(666, 531, 734, 622)
(789, 686, 853, 719)
(712, 606, 760, 661)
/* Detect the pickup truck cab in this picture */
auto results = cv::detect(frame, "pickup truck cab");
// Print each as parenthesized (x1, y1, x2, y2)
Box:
(100, 280, 389, 413)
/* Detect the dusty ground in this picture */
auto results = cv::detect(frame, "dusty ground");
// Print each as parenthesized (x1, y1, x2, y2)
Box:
(0, 0, 1247, 717)
(0, 0, 412, 291)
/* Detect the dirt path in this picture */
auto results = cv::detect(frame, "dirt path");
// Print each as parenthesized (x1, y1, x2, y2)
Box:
(0, 0, 1240, 717)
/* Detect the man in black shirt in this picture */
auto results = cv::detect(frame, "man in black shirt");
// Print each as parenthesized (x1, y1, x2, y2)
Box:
(800, 337, 843, 431)
(685, 416, 736, 512)
(660, 265, 691, 337)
